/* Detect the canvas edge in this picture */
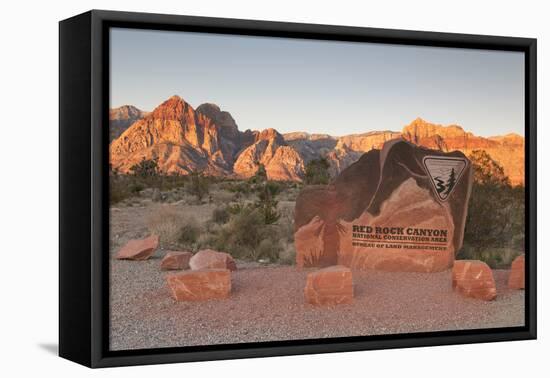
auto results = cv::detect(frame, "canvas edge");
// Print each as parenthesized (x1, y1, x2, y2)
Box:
(57, 9, 537, 369)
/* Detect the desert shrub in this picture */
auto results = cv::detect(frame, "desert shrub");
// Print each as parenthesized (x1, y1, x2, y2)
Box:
(109, 171, 188, 205)
(278, 186, 299, 202)
(130, 158, 159, 177)
(219, 181, 233, 191)
(146, 206, 200, 247)
(255, 182, 281, 225)
(457, 247, 523, 269)
(128, 182, 144, 194)
(210, 207, 281, 260)
(278, 242, 296, 265)
(211, 188, 234, 204)
(110, 175, 144, 204)
(153, 174, 186, 193)
(462, 150, 525, 267)
(110, 180, 131, 205)
(256, 164, 267, 180)
(304, 157, 330, 185)
(196, 230, 218, 250)
(146, 206, 182, 245)
(256, 238, 280, 262)
(194, 194, 296, 263)
(224, 181, 253, 194)
(277, 212, 295, 243)
(187, 169, 209, 201)
(248, 163, 267, 184)
(212, 207, 263, 259)
(212, 206, 230, 224)
(178, 218, 200, 245)
(264, 181, 282, 196)
(226, 202, 247, 215)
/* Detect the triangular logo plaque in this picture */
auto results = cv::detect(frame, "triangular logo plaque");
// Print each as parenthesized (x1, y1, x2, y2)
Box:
(422, 156, 468, 201)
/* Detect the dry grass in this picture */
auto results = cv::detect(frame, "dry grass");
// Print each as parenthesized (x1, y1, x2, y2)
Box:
(146, 205, 200, 248)
(113, 179, 299, 263)
(210, 187, 235, 204)
(278, 242, 296, 265)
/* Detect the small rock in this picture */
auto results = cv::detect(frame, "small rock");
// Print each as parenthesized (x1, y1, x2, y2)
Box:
(304, 265, 353, 305)
(189, 249, 237, 271)
(161, 251, 193, 270)
(115, 235, 159, 260)
(452, 260, 496, 301)
(166, 269, 231, 301)
(508, 254, 525, 289)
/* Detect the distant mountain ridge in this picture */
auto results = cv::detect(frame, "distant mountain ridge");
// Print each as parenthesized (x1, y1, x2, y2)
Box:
(401, 118, 524, 185)
(109, 105, 149, 141)
(109, 96, 525, 185)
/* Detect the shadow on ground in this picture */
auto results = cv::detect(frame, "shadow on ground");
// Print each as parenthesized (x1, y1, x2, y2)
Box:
(38, 343, 58, 355)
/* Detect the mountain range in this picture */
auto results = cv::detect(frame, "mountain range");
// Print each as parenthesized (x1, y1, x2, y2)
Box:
(109, 105, 149, 141)
(109, 95, 525, 186)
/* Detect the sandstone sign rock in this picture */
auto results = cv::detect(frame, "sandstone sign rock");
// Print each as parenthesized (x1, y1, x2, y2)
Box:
(115, 235, 159, 260)
(160, 251, 193, 270)
(452, 260, 497, 301)
(166, 269, 231, 301)
(189, 249, 237, 271)
(304, 266, 353, 306)
(294, 139, 473, 272)
(508, 254, 525, 289)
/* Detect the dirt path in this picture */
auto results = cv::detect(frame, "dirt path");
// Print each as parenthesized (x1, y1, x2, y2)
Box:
(110, 251, 524, 351)
(109, 202, 524, 351)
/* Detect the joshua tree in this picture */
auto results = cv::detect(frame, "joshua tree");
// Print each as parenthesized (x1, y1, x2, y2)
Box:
(187, 169, 209, 201)
(129, 158, 159, 177)
(255, 181, 281, 225)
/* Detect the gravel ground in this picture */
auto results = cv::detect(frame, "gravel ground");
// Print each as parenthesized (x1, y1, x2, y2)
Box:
(110, 253, 524, 351)
(109, 204, 524, 351)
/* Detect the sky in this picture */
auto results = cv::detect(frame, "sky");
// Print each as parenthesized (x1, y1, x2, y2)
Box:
(110, 28, 525, 137)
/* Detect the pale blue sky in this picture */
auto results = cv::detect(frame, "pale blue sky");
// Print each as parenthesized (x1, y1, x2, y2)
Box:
(110, 28, 525, 137)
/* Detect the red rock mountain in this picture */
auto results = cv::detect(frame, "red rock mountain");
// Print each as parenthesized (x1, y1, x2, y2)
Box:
(402, 118, 524, 185)
(110, 97, 524, 185)
(110, 96, 303, 180)
(111, 96, 238, 176)
(234, 128, 304, 181)
(109, 105, 148, 141)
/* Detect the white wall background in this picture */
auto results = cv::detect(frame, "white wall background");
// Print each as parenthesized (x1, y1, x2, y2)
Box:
(0, 0, 547, 376)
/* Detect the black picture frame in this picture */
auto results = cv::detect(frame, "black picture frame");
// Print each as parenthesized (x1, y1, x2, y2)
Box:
(59, 9, 537, 368)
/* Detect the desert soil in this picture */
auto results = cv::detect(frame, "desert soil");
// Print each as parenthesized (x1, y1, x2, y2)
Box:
(109, 202, 525, 351)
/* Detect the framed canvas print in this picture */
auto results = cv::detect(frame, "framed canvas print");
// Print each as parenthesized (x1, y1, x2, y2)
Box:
(59, 10, 536, 368)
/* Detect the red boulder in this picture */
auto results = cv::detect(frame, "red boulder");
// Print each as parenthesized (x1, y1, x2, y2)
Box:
(166, 269, 231, 301)
(304, 265, 354, 305)
(160, 251, 193, 270)
(115, 235, 159, 260)
(189, 249, 237, 271)
(508, 254, 525, 289)
(452, 260, 496, 301)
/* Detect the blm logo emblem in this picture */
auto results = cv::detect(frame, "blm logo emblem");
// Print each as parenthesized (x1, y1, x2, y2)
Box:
(423, 156, 468, 201)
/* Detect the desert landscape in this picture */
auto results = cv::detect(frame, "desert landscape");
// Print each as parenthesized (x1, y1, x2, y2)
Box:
(109, 95, 526, 350)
